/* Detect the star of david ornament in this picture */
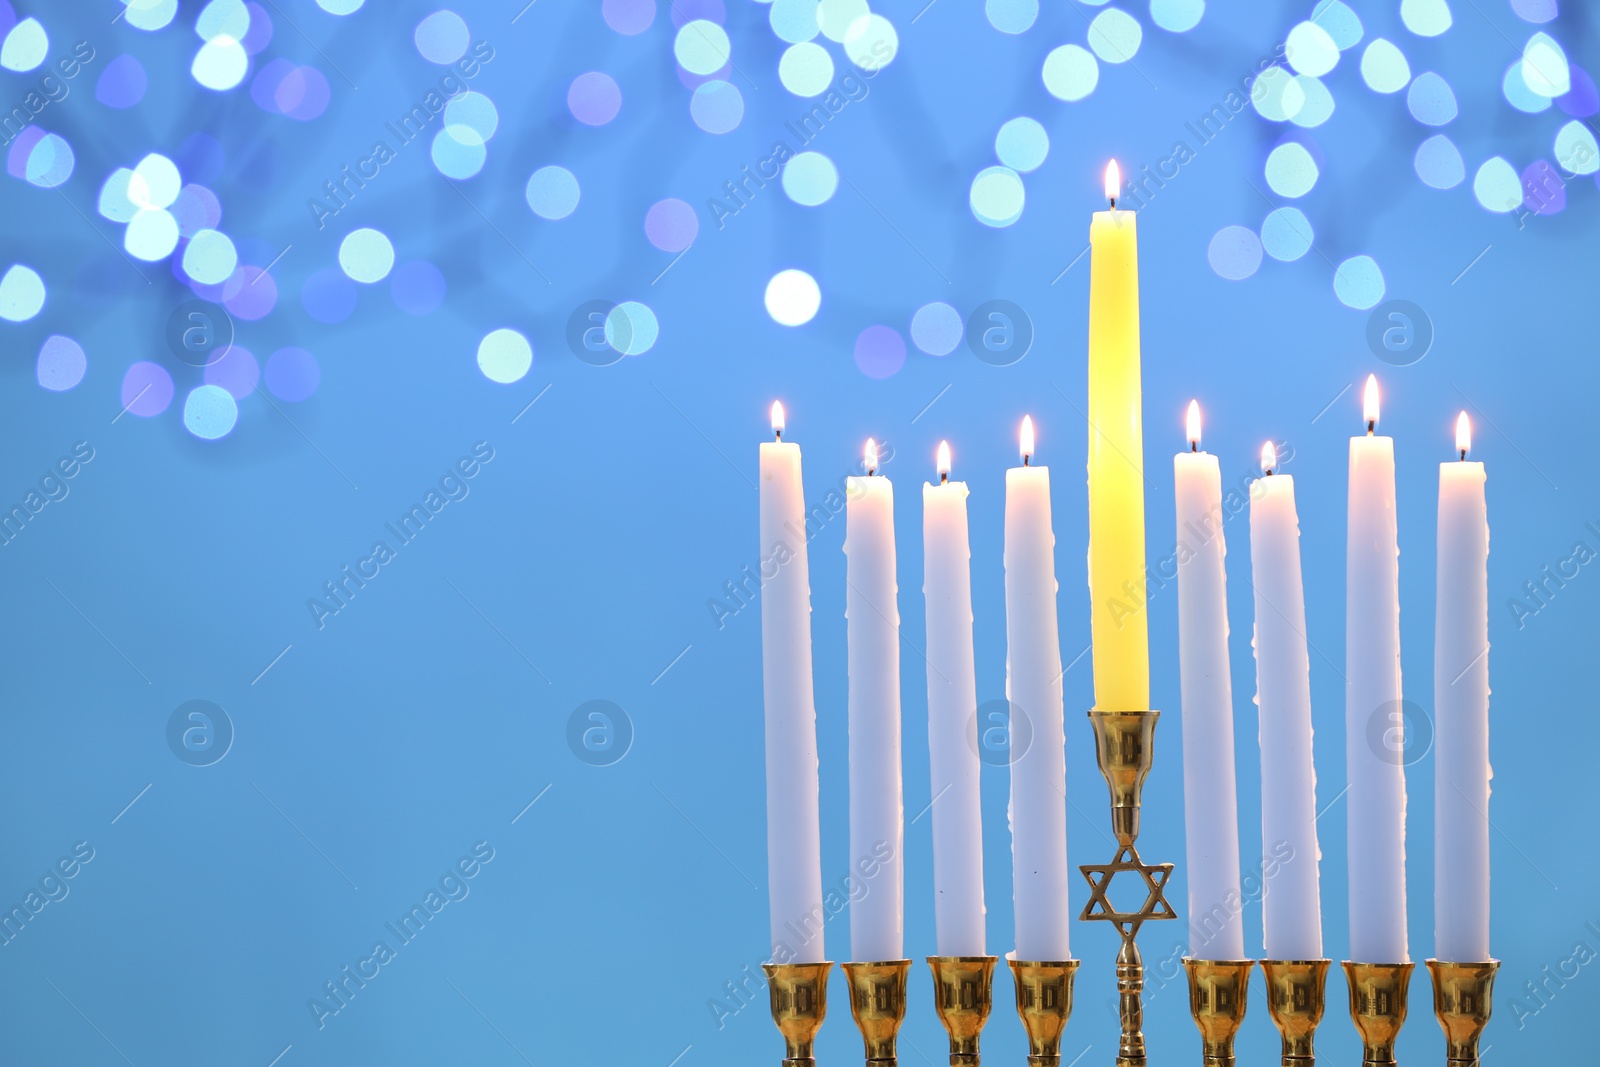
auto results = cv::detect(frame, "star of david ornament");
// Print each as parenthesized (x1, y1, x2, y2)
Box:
(1078, 844, 1176, 937)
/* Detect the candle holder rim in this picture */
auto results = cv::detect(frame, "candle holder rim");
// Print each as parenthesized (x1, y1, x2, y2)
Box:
(927, 954, 1000, 963)
(1005, 957, 1082, 968)
(1342, 959, 1417, 969)
(1424, 957, 1500, 967)
(843, 958, 914, 968)
(1086, 707, 1160, 717)
(1261, 958, 1334, 965)
(1183, 956, 1256, 964)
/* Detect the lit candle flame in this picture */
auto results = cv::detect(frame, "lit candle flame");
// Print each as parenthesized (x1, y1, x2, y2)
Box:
(937, 440, 951, 481)
(1104, 160, 1121, 206)
(864, 437, 879, 475)
(1456, 411, 1471, 459)
(1020, 415, 1035, 464)
(771, 400, 785, 438)
(1261, 440, 1277, 475)
(1363, 374, 1380, 432)
(1186, 399, 1201, 451)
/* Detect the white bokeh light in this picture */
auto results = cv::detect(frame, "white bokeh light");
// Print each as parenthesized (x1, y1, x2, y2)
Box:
(0, 265, 46, 322)
(844, 14, 898, 69)
(477, 328, 534, 383)
(674, 20, 731, 75)
(779, 42, 834, 96)
(1, 18, 48, 72)
(130, 154, 182, 210)
(183, 229, 238, 284)
(1042, 44, 1098, 101)
(339, 228, 396, 284)
(1285, 22, 1338, 77)
(125, 209, 181, 261)
(1360, 39, 1411, 93)
(1472, 157, 1522, 212)
(1399, 0, 1452, 37)
(1087, 8, 1142, 63)
(192, 36, 248, 90)
(765, 269, 821, 326)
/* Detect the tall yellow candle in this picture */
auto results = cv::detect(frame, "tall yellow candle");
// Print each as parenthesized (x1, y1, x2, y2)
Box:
(1086, 160, 1149, 711)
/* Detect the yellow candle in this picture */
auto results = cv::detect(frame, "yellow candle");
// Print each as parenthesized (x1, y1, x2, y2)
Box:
(1086, 160, 1149, 711)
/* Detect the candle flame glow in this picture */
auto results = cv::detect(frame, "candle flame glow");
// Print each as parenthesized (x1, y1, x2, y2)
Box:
(1456, 411, 1471, 457)
(1020, 415, 1035, 462)
(865, 437, 879, 474)
(771, 400, 785, 436)
(1186, 399, 1201, 450)
(937, 440, 951, 478)
(1363, 374, 1380, 431)
(1261, 440, 1277, 474)
(1104, 160, 1120, 204)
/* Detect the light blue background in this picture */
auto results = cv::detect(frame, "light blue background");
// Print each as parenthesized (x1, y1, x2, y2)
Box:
(0, 1, 1595, 1064)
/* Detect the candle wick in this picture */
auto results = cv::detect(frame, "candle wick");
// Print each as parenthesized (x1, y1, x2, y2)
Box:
(1265, 468, 1273, 476)
(1367, 420, 1376, 435)
(1190, 441, 1197, 453)
(1023, 454, 1030, 466)
(1108, 196, 1116, 210)
(940, 471, 948, 484)
(1460, 448, 1467, 461)
(774, 429, 782, 441)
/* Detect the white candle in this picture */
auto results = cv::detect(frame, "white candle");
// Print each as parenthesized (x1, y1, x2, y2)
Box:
(1435, 413, 1490, 963)
(1004, 417, 1072, 961)
(1249, 441, 1324, 961)
(759, 402, 825, 963)
(1345, 376, 1409, 964)
(923, 441, 986, 958)
(845, 438, 905, 963)
(1173, 402, 1245, 960)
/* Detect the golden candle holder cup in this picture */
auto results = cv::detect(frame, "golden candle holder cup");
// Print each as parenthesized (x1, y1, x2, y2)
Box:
(765, 961, 833, 1067)
(1261, 959, 1330, 1066)
(1183, 959, 1253, 1067)
(1426, 960, 1498, 1067)
(1088, 709, 1159, 848)
(1008, 958, 1080, 1067)
(844, 959, 912, 1067)
(927, 955, 998, 1067)
(1343, 961, 1414, 1066)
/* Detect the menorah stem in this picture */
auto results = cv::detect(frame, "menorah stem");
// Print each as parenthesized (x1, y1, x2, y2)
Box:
(1077, 710, 1175, 1067)
(1116, 938, 1146, 1066)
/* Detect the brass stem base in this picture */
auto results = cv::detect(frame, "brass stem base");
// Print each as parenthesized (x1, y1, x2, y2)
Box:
(1114, 938, 1147, 1066)
(844, 959, 912, 1067)
(1008, 958, 1079, 1067)
(765, 961, 832, 1067)
(1184, 959, 1253, 1067)
(1261, 959, 1330, 1066)
(1343, 961, 1414, 1066)
(927, 956, 997, 1067)
(1426, 960, 1498, 1067)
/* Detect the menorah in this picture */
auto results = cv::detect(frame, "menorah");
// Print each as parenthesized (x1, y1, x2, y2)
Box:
(762, 706, 1497, 1067)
